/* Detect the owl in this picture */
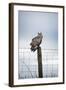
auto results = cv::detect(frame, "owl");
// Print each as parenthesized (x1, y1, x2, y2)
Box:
(30, 32, 43, 52)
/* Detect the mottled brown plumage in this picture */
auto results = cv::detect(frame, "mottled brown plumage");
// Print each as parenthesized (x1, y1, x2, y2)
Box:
(30, 32, 43, 51)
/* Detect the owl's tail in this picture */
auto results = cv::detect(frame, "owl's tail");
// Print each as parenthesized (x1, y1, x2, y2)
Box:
(30, 47, 36, 52)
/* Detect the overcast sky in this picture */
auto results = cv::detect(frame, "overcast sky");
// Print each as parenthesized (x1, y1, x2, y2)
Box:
(18, 10, 58, 49)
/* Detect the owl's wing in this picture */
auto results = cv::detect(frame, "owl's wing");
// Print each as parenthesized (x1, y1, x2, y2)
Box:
(32, 36, 40, 42)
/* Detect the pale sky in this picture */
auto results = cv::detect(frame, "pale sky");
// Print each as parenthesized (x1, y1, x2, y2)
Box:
(18, 11, 58, 49)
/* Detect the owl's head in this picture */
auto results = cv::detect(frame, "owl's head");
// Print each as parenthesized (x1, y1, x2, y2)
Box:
(38, 32, 43, 38)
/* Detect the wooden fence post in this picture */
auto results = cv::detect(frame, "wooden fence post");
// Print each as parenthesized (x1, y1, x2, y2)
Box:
(37, 46, 43, 78)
